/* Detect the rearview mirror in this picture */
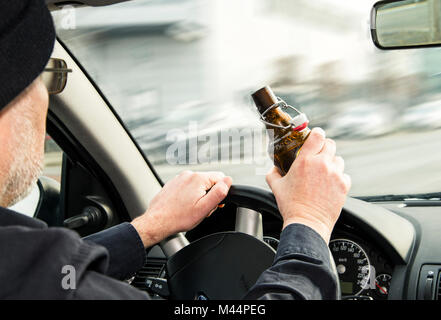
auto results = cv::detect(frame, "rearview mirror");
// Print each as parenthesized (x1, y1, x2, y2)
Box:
(371, 0, 441, 49)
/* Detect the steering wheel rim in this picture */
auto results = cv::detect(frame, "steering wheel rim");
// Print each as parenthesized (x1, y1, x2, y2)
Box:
(159, 185, 282, 257)
(164, 185, 279, 300)
(160, 184, 339, 300)
(225, 185, 282, 219)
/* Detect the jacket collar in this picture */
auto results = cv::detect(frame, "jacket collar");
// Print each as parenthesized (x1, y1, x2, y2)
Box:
(0, 206, 47, 229)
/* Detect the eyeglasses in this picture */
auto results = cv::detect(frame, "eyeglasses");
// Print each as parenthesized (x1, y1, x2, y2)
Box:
(41, 58, 72, 95)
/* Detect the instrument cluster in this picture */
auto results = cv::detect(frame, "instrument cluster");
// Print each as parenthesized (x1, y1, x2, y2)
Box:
(264, 227, 395, 300)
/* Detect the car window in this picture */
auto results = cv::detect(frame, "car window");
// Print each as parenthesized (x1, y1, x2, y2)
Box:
(54, 0, 441, 196)
(44, 134, 63, 182)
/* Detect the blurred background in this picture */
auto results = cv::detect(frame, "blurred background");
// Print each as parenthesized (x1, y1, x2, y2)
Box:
(50, 0, 441, 196)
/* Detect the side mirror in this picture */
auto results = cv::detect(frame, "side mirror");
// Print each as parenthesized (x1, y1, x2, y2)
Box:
(371, 0, 441, 49)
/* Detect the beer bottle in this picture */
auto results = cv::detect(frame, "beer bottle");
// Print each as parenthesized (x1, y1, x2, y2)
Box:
(252, 86, 310, 175)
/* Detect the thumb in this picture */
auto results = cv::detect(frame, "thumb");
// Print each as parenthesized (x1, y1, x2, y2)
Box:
(266, 166, 282, 190)
(196, 176, 232, 214)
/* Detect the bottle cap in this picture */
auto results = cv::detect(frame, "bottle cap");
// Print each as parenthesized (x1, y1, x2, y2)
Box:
(252, 86, 278, 114)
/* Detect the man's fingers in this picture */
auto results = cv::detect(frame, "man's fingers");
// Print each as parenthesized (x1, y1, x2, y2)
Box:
(334, 156, 345, 172)
(320, 138, 336, 158)
(298, 127, 326, 158)
(206, 206, 218, 217)
(266, 166, 283, 189)
(196, 176, 232, 213)
(343, 173, 352, 191)
(198, 171, 226, 189)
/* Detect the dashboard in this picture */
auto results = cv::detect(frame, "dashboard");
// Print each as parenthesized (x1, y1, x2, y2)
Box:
(329, 234, 393, 300)
(261, 218, 395, 300)
(261, 230, 395, 299)
(134, 195, 441, 301)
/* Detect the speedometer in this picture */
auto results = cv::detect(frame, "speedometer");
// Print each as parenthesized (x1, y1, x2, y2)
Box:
(329, 239, 371, 296)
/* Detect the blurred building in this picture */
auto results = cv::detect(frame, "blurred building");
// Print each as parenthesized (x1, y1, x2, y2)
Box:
(56, 0, 438, 134)
(56, 0, 376, 118)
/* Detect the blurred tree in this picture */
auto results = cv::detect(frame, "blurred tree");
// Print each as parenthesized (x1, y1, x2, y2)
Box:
(270, 55, 301, 88)
(316, 61, 346, 109)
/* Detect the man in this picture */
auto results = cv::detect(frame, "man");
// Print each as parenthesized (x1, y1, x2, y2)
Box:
(0, 0, 350, 299)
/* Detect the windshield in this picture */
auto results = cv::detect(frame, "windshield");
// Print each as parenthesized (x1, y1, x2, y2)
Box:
(54, 0, 441, 197)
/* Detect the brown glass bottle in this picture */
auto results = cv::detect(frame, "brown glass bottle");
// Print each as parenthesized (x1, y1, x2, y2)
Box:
(252, 86, 311, 175)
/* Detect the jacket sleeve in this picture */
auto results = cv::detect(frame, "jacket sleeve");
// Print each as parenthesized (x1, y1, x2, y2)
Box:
(84, 222, 147, 280)
(244, 223, 340, 300)
(72, 270, 150, 299)
(0, 224, 151, 299)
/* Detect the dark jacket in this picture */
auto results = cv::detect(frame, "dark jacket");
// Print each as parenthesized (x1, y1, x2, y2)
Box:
(0, 206, 339, 299)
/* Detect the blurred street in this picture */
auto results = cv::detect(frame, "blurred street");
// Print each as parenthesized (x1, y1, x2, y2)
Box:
(52, 0, 441, 197)
(152, 128, 441, 196)
(42, 125, 441, 196)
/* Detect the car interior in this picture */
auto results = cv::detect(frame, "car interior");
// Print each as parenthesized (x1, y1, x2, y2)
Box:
(11, 0, 441, 300)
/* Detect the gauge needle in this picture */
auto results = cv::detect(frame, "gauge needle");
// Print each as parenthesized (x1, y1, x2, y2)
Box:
(375, 282, 387, 294)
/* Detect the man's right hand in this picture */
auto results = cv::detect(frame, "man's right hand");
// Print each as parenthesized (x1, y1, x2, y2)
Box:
(131, 171, 232, 248)
(266, 128, 351, 244)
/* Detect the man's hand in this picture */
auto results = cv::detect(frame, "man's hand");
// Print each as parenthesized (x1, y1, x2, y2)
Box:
(266, 128, 351, 244)
(131, 171, 233, 247)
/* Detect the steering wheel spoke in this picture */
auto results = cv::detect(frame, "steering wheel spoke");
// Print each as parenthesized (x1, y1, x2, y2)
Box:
(235, 207, 263, 241)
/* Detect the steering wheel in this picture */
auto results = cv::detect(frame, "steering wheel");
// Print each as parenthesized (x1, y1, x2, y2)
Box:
(159, 184, 308, 300)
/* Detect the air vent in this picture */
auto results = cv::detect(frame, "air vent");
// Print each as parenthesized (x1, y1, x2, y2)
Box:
(131, 258, 166, 291)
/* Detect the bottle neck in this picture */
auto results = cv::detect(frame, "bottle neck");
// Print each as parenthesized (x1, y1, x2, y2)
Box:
(252, 86, 293, 136)
(262, 107, 293, 130)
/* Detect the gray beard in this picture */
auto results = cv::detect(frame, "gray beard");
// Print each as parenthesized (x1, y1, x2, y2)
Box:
(1, 109, 44, 208)
(3, 155, 43, 207)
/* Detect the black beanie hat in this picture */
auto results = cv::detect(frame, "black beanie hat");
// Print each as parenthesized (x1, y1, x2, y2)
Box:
(0, 0, 56, 110)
